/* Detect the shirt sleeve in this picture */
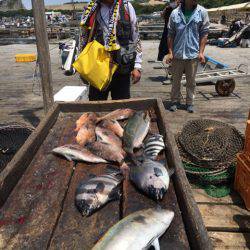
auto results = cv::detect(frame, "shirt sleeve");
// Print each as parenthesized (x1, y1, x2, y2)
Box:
(167, 12, 176, 38)
(127, 2, 143, 70)
(200, 9, 210, 38)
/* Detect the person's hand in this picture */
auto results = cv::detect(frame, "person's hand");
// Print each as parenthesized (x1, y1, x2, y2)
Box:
(131, 69, 141, 84)
(165, 53, 173, 64)
(198, 53, 206, 64)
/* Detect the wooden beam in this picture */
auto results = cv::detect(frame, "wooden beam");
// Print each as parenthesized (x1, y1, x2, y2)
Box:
(32, 0, 54, 113)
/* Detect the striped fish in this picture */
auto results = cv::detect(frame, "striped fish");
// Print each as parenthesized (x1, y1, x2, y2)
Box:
(144, 134, 165, 160)
(75, 168, 123, 216)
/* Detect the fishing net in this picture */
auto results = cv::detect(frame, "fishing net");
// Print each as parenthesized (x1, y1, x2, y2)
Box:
(0, 123, 34, 173)
(176, 119, 244, 198)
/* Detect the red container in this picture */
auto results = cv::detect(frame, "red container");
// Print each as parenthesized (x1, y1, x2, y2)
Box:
(235, 153, 250, 210)
(244, 120, 250, 156)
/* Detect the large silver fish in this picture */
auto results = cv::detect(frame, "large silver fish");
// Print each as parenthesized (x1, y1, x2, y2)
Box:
(52, 144, 107, 163)
(92, 208, 174, 250)
(123, 111, 150, 154)
(144, 134, 165, 160)
(75, 168, 123, 216)
(130, 158, 171, 200)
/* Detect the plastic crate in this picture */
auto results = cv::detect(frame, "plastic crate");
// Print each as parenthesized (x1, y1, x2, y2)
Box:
(235, 153, 250, 210)
(15, 54, 37, 63)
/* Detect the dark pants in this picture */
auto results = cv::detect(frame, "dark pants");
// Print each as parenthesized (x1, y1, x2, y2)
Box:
(158, 25, 169, 61)
(89, 72, 131, 101)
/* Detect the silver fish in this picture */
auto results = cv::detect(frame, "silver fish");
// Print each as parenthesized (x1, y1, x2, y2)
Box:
(130, 158, 170, 200)
(75, 168, 123, 216)
(52, 144, 107, 163)
(144, 134, 165, 160)
(92, 208, 174, 250)
(123, 111, 150, 154)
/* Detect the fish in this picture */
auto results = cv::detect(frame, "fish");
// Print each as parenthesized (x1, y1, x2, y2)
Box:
(76, 122, 96, 146)
(92, 208, 174, 250)
(96, 126, 122, 148)
(75, 112, 98, 132)
(87, 141, 126, 164)
(130, 157, 171, 200)
(99, 119, 124, 138)
(144, 134, 165, 160)
(123, 111, 151, 154)
(75, 167, 123, 216)
(52, 144, 107, 163)
(97, 109, 135, 122)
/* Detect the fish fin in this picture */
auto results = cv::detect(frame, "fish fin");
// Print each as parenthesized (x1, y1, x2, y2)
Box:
(96, 135, 102, 141)
(105, 165, 122, 175)
(168, 168, 175, 178)
(64, 154, 73, 161)
(152, 238, 160, 250)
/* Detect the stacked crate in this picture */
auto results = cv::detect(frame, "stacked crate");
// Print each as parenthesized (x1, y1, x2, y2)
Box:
(235, 111, 250, 210)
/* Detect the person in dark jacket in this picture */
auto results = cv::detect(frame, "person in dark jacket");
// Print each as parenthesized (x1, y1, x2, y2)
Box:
(157, 0, 179, 61)
(80, 0, 142, 101)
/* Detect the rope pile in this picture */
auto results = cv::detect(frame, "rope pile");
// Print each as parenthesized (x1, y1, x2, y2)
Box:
(177, 119, 244, 197)
(0, 123, 34, 172)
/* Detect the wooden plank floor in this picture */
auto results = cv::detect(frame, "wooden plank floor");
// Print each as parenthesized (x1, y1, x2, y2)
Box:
(0, 41, 250, 249)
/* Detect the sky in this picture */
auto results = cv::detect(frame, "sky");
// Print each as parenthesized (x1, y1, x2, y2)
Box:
(22, 0, 89, 9)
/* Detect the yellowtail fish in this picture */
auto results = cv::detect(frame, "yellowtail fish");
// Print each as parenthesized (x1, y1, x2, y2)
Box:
(92, 208, 174, 250)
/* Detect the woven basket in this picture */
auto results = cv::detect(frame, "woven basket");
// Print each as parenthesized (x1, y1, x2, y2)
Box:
(0, 123, 34, 172)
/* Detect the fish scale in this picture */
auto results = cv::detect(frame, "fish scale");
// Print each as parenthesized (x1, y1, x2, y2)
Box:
(144, 134, 165, 160)
(75, 169, 123, 216)
(92, 208, 174, 250)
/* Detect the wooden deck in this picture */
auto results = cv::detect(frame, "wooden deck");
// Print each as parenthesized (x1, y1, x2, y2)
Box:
(0, 41, 250, 249)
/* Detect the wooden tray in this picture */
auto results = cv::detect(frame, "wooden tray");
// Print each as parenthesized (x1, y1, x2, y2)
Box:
(0, 98, 212, 250)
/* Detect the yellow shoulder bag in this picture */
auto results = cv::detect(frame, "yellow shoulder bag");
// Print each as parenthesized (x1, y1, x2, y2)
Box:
(73, 40, 118, 92)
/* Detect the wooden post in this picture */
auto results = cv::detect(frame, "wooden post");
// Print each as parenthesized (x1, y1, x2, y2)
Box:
(32, 0, 54, 113)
